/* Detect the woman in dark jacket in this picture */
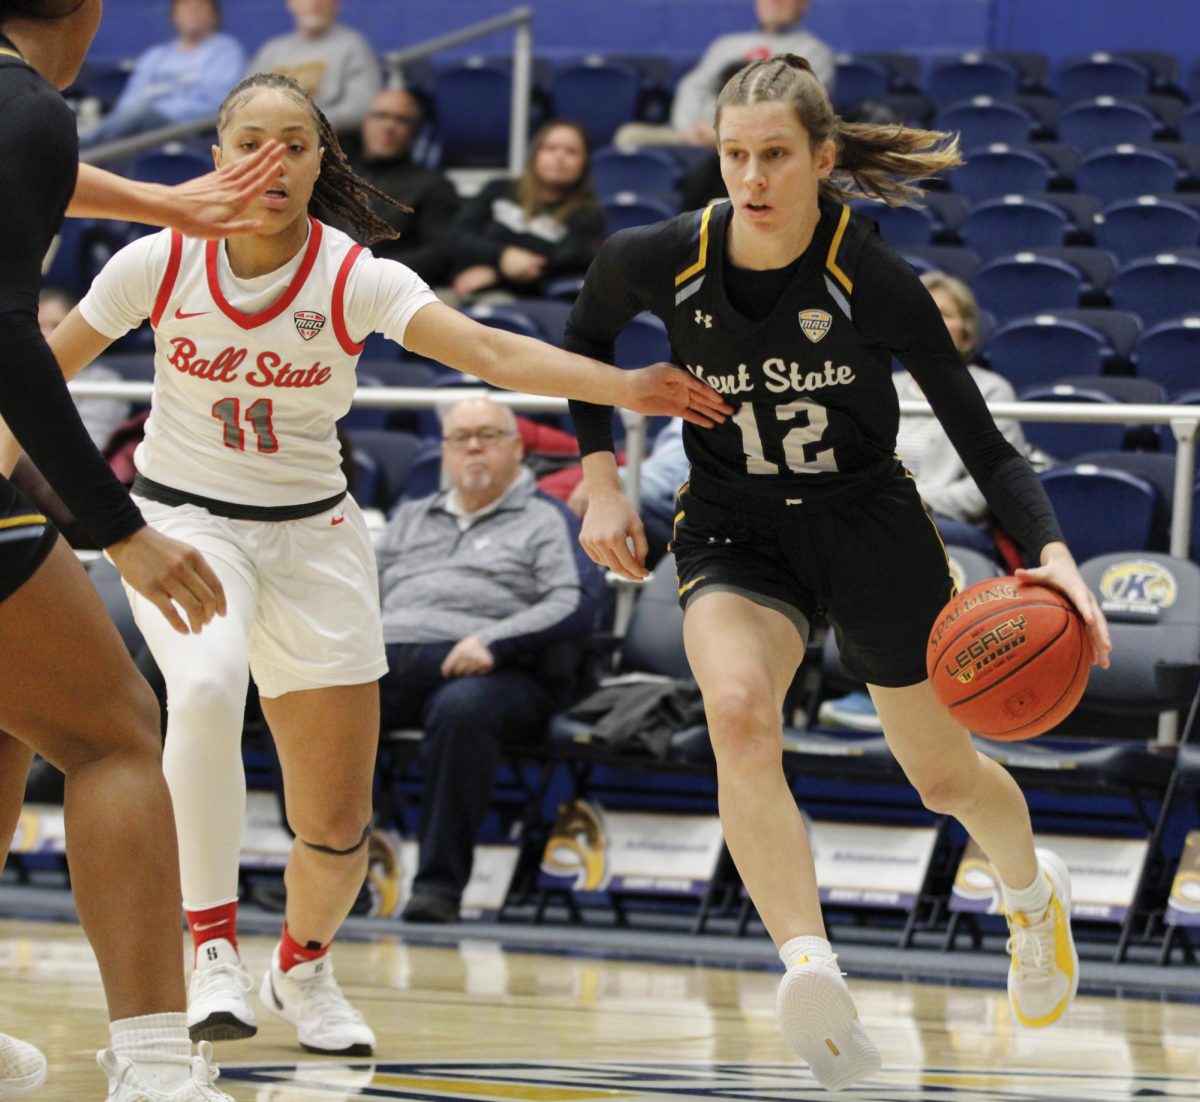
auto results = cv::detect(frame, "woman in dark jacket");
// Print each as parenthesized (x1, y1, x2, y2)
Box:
(447, 120, 607, 300)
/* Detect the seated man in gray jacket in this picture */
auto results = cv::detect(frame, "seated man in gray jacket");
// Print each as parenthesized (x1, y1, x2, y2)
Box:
(376, 397, 602, 923)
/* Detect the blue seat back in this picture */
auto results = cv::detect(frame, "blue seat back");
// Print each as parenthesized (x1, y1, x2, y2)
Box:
(935, 98, 1034, 147)
(590, 147, 680, 200)
(958, 197, 1070, 260)
(950, 146, 1053, 203)
(550, 61, 641, 147)
(1132, 318, 1200, 396)
(1040, 465, 1160, 561)
(602, 193, 678, 233)
(1075, 147, 1180, 205)
(1018, 384, 1125, 459)
(1093, 199, 1200, 263)
(1111, 255, 1200, 327)
(1058, 100, 1158, 152)
(974, 254, 1084, 318)
(927, 57, 1021, 102)
(984, 316, 1109, 390)
(432, 63, 512, 167)
(1057, 56, 1152, 102)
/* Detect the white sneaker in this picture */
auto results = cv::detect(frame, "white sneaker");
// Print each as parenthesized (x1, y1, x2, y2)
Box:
(259, 946, 375, 1056)
(0, 1033, 46, 1096)
(776, 950, 881, 1091)
(1006, 848, 1079, 1028)
(188, 938, 257, 1043)
(98, 1040, 232, 1101)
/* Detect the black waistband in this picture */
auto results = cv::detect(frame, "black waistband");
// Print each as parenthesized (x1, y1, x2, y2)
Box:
(132, 474, 346, 521)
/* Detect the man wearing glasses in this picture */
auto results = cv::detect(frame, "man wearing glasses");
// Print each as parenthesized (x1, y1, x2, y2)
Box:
(375, 397, 601, 923)
(343, 87, 461, 283)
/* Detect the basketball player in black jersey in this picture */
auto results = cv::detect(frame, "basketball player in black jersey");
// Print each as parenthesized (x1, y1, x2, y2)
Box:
(568, 54, 1113, 1092)
(0, 1, 283, 1097)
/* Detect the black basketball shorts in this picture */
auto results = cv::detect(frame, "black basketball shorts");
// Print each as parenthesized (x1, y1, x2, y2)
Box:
(0, 474, 58, 605)
(671, 471, 956, 687)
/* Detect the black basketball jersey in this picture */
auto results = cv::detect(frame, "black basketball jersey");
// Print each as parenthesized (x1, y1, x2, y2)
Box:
(661, 198, 897, 508)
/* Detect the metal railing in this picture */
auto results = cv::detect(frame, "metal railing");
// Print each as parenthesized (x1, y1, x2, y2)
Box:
(80, 6, 535, 177)
(66, 380, 1200, 744)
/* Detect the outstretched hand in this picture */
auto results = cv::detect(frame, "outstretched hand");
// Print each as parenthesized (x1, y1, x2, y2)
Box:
(1016, 542, 1111, 669)
(620, 363, 732, 427)
(160, 141, 286, 238)
(107, 527, 227, 635)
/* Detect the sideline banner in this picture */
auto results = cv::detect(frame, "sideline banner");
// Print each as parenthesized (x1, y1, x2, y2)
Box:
(539, 798, 725, 896)
(808, 819, 938, 909)
(951, 834, 1149, 922)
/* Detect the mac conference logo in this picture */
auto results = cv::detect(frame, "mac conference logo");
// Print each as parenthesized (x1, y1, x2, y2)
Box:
(294, 309, 327, 341)
(1099, 559, 1177, 614)
(541, 798, 608, 890)
(799, 309, 832, 343)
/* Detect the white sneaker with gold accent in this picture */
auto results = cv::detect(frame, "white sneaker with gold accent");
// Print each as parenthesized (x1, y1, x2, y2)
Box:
(776, 950, 881, 1091)
(1006, 848, 1079, 1028)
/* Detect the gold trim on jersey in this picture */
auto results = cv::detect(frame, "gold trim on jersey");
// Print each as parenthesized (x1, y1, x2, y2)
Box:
(0, 48, 22, 59)
(0, 514, 46, 531)
(825, 204, 854, 295)
(674, 204, 715, 287)
(898, 460, 956, 596)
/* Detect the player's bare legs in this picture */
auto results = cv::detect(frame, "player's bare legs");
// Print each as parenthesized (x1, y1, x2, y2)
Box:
(871, 680, 1077, 1029)
(870, 680, 1037, 888)
(0, 540, 185, 1019)
(255, 682, 379, 1055)
(684, 589, 879, 1089)
(0, 732, 34, 862)
(681, 591, 817, 942)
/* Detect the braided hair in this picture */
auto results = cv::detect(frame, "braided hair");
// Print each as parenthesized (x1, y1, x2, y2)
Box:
(216, 72, 407, 246)
(716, 53, 962, 206)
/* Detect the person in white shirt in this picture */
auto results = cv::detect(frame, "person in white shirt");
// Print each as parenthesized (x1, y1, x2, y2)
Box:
(45, 71, 727, 1059)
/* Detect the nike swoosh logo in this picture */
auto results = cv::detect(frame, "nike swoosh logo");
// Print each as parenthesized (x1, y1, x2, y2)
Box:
(330, 516, 346, 526)
(174, 308, 209, 319)
(193, 920, 227, 932)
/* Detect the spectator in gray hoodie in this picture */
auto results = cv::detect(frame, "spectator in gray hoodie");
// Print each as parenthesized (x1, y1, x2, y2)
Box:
(376, 397, 602, 923)
(246, 0, 380, 134)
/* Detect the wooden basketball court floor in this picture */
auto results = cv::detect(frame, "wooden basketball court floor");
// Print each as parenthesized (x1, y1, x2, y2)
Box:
(3, 919, 1199, 1100)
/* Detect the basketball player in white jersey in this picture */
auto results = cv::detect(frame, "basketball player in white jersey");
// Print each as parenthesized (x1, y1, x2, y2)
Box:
(42, 71, 729, 1057)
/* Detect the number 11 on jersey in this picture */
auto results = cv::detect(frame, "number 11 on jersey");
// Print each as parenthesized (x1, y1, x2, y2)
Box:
(212, 397, 279, 454)
(732, 400, 837, 475)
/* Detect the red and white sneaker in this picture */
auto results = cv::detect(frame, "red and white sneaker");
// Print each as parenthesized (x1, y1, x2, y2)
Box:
(259, 946, 375, 1056)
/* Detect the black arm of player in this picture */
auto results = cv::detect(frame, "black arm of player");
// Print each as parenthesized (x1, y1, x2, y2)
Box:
(852, 242, 1063, 559)
(565, 227, 666, 453)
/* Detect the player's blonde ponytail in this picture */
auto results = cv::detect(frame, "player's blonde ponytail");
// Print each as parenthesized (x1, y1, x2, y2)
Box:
(715, 53, 963, 206)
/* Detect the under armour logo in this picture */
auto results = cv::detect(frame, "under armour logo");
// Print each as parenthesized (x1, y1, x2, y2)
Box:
(694, 310, 712, 328)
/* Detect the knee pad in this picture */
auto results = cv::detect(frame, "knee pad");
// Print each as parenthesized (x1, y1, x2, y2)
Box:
(300, 822, 371, 857)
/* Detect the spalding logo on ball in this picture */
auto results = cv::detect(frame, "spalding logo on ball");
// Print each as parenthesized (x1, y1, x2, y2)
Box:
(927, 577, 1092, 741)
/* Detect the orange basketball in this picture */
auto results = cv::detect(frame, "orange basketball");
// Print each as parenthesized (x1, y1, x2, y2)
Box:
(927, 577, 1093, 741)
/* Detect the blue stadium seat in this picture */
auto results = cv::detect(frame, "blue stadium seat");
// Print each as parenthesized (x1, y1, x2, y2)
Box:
(351, 448, 381, 509)
(399, 441, 443, 500)
(614, 312, 670, 369)
(958, 197, 1071, 259)
(1093, 197, 1200, 262)
(602, 193, 679, 233)
(950, 145, 1054, 202)
(1018, 382, 1125, 459)
(899, 245, 981, 283)
(551, 60, 641, 147)
(1041, 308, 1143, 359)
(1058, 99, 1160, 152)
(831, 57, 890, 111)
(349, 429, 423, 511)
(984, 315, 1112, 390)
(935, 98, 1035, 148)
(1075, 146, 1182, 204)
(432, 62, 512, 167)
(927, 56, 1022, 102)
(973, 253, 1086, 318)
(1181, 104, 1200, 147)
(340, 374, 389, 430)
(506, 298, 574, 347)
(129, 147, 212, 186)
(590, 147, 680, 201)
(1111, 253, 1200, 327)
(463, 303, 545, 340)
(1132, 318, 1200, 396)
(1057, 54, 1153, 102)
(67, 61, 132, 112)
(853, 201, 938, 246)
(1039, 465, 1160, 559)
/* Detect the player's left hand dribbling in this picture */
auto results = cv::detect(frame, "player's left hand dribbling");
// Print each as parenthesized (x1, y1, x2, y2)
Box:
(1016, 542, 1112, 669)
(622, 363, 732, 427)
(107, 527, 227, 635)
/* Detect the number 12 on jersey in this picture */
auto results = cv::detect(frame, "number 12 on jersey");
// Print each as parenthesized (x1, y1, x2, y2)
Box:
(212, 397, 279, 454)
(732, 400, 837, 475)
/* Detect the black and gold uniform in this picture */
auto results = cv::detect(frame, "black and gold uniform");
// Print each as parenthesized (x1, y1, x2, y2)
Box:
(567, 198, 1063, 686)
(0, 36, 144, 601)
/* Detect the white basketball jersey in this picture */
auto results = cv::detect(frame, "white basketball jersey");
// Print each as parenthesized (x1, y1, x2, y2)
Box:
(140, 219, 377, 507)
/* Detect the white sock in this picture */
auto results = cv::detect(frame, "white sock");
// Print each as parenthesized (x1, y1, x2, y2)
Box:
(1002, 868, 1052, 917)
(109, 1013, 192, 1093)
(779, 935, 834, 970)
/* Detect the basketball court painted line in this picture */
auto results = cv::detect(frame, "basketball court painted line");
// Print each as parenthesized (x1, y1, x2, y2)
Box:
(219, 1060, 1200, 1100)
